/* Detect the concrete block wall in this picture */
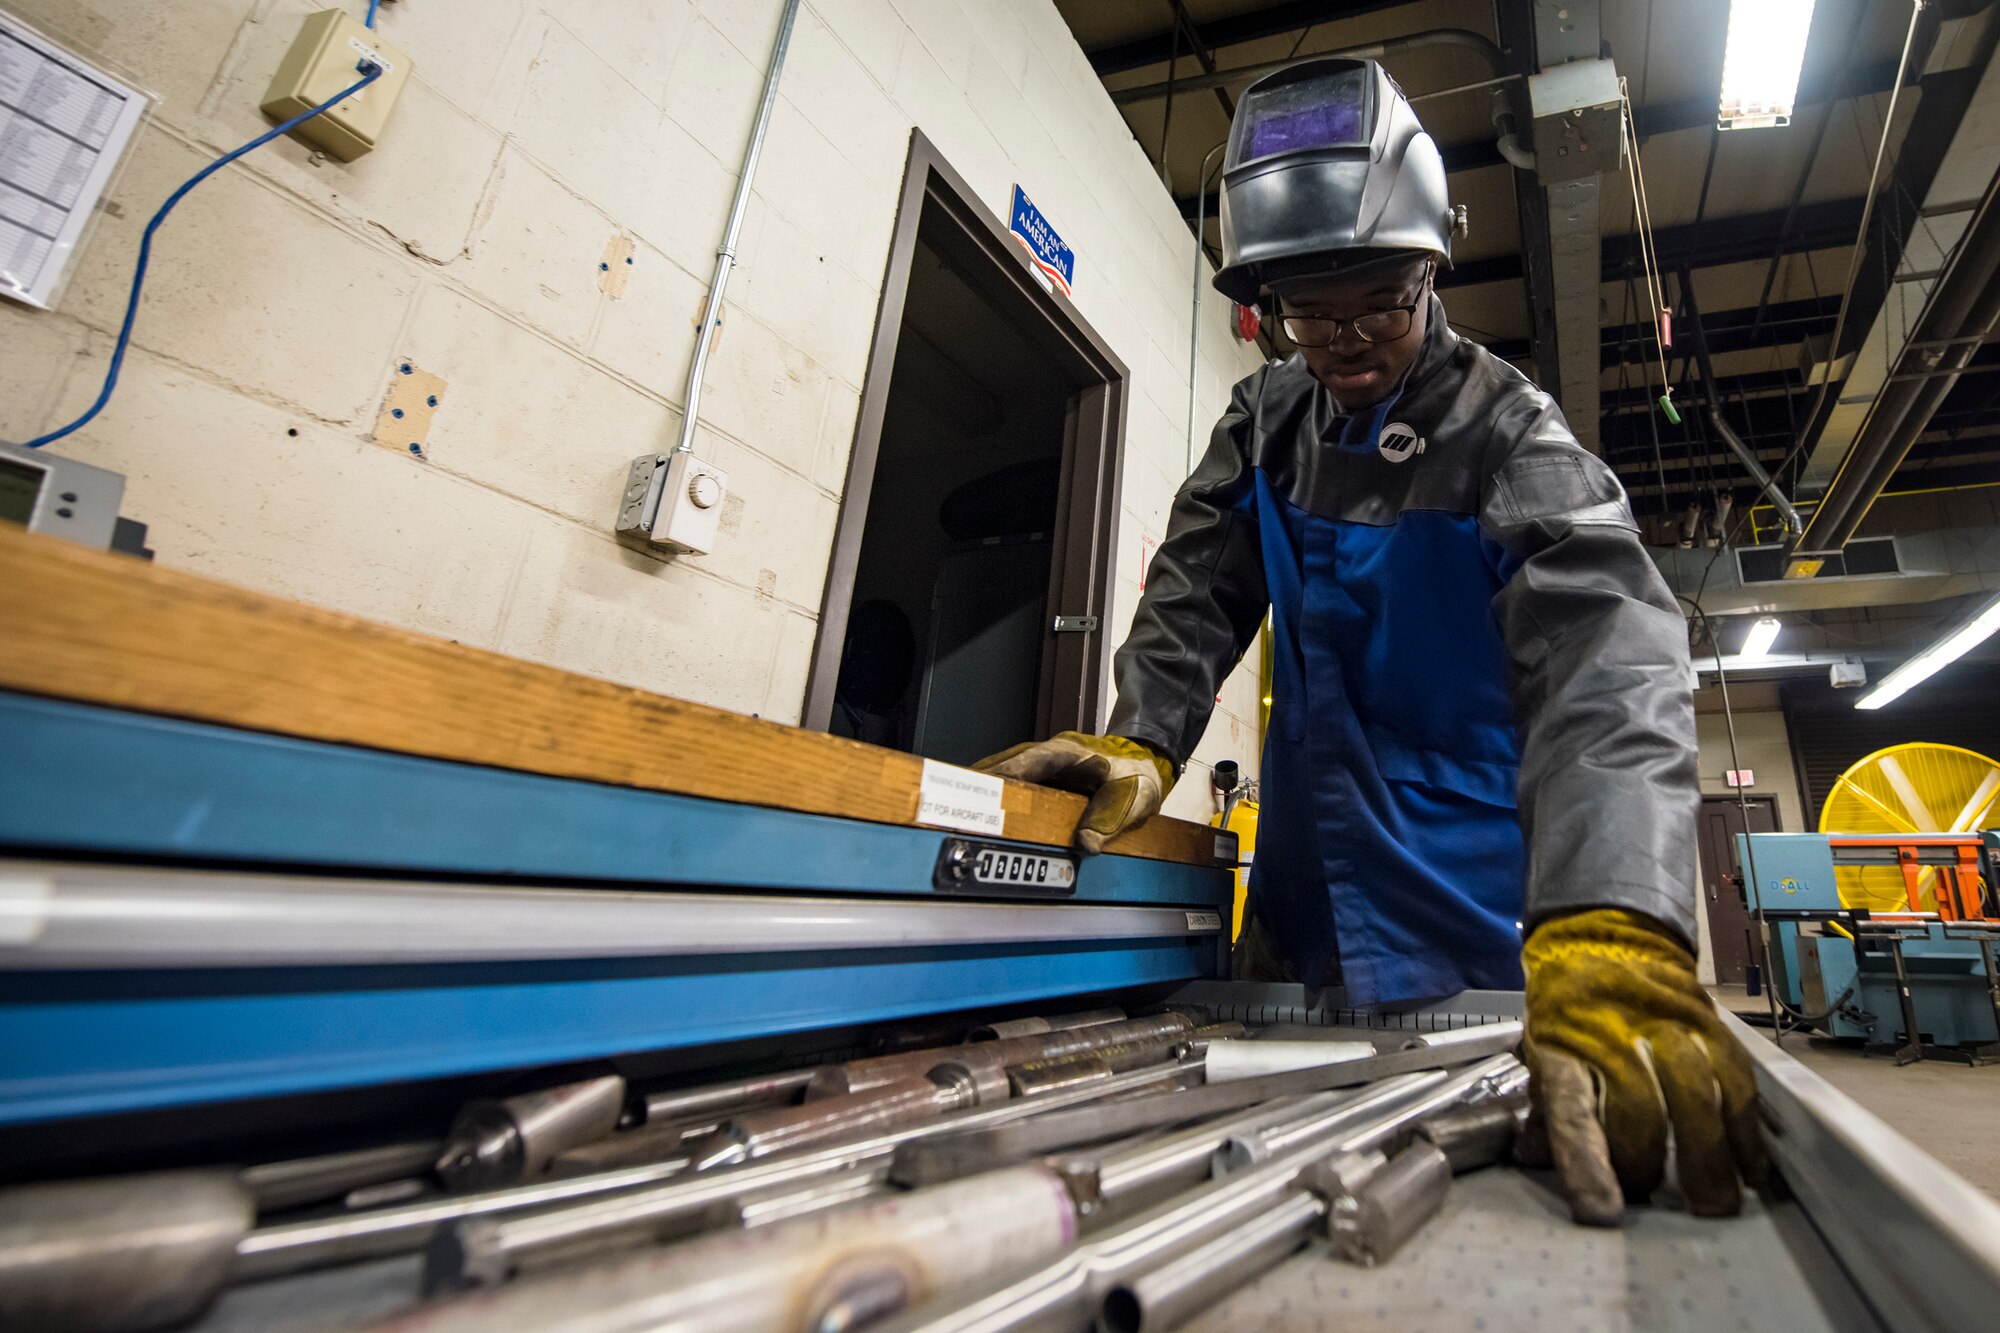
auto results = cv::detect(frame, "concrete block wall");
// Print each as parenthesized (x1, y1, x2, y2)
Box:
(1, 0, 1268, 803)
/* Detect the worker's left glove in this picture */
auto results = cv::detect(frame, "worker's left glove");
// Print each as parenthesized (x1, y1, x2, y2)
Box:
(1521, 908, 1767, 1226)
(974, 732, 1174, 854)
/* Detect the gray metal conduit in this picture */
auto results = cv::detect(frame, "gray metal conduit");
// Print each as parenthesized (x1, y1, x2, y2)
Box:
(671, 0, 800, 456)
(1112, 30, 1507, 104)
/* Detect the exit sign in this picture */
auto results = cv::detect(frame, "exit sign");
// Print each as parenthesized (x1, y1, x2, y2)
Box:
(1725, 769, 1755, 788)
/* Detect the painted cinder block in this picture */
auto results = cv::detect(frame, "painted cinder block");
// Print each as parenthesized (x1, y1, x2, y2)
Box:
(495, 517, 793, 715)
(398, 288, 676, 530)
(0, 303, 94, 444)
(200, 21, 504, 268)
(5, 0, 261, 128)
(589, 236, 712, 405)
(662, 15, 765, 171)
(807, 0, 906, 91)
(551, 0, 699, 98)
(456, 147, 616, 347)
(681, 425, 840, 610)
(695, 306, 836, 480)
(351, 0, 532, 119)
(58, 125, 419, 426)
(785, 6, 912, 192)
(47, 349, 533, 650)
(732, 202, 880, 390)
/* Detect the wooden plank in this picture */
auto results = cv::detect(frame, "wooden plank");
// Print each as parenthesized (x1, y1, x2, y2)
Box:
(0, 527, 1221, 865)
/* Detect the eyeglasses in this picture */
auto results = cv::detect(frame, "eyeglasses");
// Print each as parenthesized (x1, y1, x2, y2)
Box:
(1278, 262, 1434, 347)
(1279, 301, 1421, 348)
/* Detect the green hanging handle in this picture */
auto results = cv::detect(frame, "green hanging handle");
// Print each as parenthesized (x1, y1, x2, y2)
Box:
(1657, 390, 1681, 425)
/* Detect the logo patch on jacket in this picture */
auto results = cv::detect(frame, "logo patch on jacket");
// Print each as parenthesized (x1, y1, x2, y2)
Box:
(1378, 422, 1426, 463)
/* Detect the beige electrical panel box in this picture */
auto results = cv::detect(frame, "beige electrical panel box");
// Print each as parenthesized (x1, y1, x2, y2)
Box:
(260, 9, 411, 161)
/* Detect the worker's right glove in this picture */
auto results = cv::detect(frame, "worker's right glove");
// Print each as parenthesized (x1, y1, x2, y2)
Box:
(1520, 908, 1768, 1226)
(974, 732, 1175, 854)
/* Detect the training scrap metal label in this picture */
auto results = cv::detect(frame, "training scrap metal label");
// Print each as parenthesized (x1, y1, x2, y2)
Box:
(1008, 186, 1074, 295)
(917, 760, 1006, 835)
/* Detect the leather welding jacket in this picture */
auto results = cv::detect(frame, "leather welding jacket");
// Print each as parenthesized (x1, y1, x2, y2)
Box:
(1109, 297, 1700, 1005)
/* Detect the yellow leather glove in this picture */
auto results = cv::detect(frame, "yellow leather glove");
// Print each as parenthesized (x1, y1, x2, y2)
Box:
(1521, 909, 1767, 1226)
(974, 732, 1175, 854)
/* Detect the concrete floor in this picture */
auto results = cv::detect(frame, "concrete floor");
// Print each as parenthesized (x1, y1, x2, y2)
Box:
(1711, 983, 2000, 1201)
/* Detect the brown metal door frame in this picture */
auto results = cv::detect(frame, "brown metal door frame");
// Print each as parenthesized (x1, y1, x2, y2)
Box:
(801, 130, 1130, 737)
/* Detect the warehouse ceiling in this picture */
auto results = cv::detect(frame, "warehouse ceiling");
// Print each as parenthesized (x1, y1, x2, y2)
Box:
(1054, 0, 2000, 674)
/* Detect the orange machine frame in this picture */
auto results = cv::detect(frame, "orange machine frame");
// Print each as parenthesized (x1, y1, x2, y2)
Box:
(1829, 835, 1991, 922)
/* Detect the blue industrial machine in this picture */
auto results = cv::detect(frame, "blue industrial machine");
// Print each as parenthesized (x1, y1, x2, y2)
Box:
(1738, 831, 2000, 1064)
(0, 692, 1235, 1130)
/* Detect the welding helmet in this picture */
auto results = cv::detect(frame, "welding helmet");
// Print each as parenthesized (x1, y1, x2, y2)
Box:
(1213, 58, 1461, 305)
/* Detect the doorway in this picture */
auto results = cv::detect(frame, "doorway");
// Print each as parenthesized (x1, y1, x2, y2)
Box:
(805, 133, 1130, 765)
(1697, 795, 1781, 986)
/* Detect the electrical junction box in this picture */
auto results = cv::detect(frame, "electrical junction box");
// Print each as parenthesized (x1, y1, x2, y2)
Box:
(616, 453, 729, 555)
(1527, 57, 1624, 184)
(260, 9, 410, 162)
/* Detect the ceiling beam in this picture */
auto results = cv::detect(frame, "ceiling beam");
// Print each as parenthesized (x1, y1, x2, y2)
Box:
(1170, 57, 1905, 219)
(1088, 0, 1423, 77)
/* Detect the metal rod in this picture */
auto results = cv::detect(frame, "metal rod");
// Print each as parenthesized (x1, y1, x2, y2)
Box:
(240, 1140, 441, 1214)
(1101, 1190, 1322, 1332)
(419, 1063, 1189, 1291)
(969, 1008, 1127, 1042)
(1202, 1039, 1375, 1083)
(389, 1166, 1080, 1333)
(641, 1068, 817, 1123)
(671, 0, 800, 457)
(869, 1054, 1520, 1333)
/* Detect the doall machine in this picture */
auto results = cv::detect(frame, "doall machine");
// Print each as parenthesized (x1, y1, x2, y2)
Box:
(1, 526, 1998, 1333)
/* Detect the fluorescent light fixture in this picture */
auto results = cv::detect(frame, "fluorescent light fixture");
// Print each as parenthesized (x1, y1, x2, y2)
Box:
(1718, 0, 1817, 130)
(1856, 590, 2000, 710)
(1741, 616, 1783, 659)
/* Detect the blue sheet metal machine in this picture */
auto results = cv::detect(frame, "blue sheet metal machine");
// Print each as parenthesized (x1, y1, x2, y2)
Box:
(1737, 831, 2000, 1063)
(0, 692, 1235, 1127)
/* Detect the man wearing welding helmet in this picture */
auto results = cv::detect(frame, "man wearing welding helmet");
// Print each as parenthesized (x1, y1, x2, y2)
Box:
(979, 59, 1763, 1227)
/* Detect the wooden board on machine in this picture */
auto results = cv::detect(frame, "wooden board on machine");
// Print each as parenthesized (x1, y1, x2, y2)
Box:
(0, 527, 1220, 866)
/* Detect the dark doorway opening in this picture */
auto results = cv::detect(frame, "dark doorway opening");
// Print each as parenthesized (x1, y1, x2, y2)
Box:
(1698, 794, 1781, 986)
(806, 133, 1129, 766)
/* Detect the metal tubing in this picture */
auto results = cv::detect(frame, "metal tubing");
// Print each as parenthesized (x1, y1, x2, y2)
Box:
(808, 1015, 1196, 1099)
(1112, 30, 1505, 105)
(970, 1008, 1126, 1041)
(688, 1074, 981, 1171)
(1412, 1097, 1526, 1173)
(870, 1054, 1518, 1333)
(1009, 1055, 1115, 1097)
(420, 1064, 1187, 1291)
(1100, 1190, 1323, 1333)
(436, 1073, 625, 1191)
(1058, 1092, 1343, 1209)
(668, 0, 800, 458)
(1327, 1139, 1453, 1266)
(640, 1068, 817, 1124)
(240, 1140, 441, 1214)
(377, 1166, 1078, 1333)
(914, 1027, 1525, 1164)
(1201, 1039, 1375, 1083)
(0, 1170, 252, 1333)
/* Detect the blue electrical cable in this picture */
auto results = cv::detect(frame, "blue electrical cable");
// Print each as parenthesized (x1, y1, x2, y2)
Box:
(365, 0, 381, 29)
(23, 65, 382, 451)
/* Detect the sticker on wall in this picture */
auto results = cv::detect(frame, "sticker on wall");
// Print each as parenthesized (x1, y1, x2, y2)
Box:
(599, 233, 635, 297)
(1139, 531, 1160, 591)
(1008, 186, 1074, 296)
(372, 359, 447, 459)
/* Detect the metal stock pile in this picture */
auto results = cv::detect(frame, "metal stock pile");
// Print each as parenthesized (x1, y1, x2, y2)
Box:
(0, 1007, 1528, 1332)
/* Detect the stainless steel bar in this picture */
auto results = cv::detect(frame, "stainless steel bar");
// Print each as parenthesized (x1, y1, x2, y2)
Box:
(1201, 1039, 1375, 1082)
(808, 1015, 1196, 1099)
(240, 1141, 441, 1214)
(377, 1166, 1079, 1333)
(970, 1008, 1127, 1041)
(1059, 1091, 1355, 1210)
(922, 1028, 1523, 1163)
(420, 1063, 1189, 1291)
(870, 1054, 1518, 1333)
(0, 1170, 251, 1333)
(1100, 1190, 1323, 1333)
(1412, 1096, 1526, 1173)
(1326, 1139, 1452, 1266)
(640, 1068, 816, 1123)
(436, 1073, 625, 1191)
(1402, 1019, 1524, 1049)
(688, 1073, 986, 1171)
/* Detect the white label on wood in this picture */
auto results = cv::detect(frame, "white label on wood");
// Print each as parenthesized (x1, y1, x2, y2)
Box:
(917, 760, 1005, 835)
